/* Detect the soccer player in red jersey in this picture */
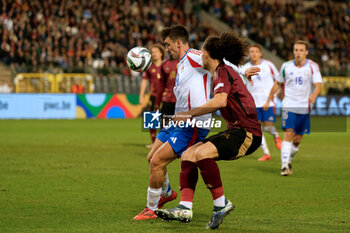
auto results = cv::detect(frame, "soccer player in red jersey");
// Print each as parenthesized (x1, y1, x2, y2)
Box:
(155, 32, 262, 229)
(157, 57, 179, 125)
(139, 43, 165, 148)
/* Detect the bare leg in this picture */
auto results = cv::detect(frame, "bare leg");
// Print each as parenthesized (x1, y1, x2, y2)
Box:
(149, 142, 177, 188)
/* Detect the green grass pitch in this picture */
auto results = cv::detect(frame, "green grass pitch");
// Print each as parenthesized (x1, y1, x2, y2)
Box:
(0, 118, 349, 232)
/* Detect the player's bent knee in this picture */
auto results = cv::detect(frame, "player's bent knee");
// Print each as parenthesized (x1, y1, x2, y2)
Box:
(181, 149, 195, 162)
(147, 152, 154, 163)
(150, 155, 162, 169)
(194, 146, 209, 162)
(150, 153, 169, 171)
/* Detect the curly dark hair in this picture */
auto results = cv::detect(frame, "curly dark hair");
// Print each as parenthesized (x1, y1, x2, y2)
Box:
(203, 31, 248, 66)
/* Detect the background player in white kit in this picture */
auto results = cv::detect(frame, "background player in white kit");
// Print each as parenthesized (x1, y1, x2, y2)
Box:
(241, 45, 282, 161)
(264, 40, 322, 176)
(134, 25, 212, 220)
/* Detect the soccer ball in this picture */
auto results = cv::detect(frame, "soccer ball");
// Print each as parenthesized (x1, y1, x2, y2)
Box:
(126, 47, 152, 72)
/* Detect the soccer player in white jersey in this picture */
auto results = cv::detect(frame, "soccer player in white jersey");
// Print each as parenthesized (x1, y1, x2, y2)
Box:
(264, 40, 322, 176)
(241, 45, 282, 161)
(134, 25, 212, 220)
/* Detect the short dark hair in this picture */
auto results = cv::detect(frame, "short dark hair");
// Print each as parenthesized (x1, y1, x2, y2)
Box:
(151, 43, 165, 60)
(294, 40, 308, 49)
(161, 25, 189, 44)
(203, 31, 247, 66)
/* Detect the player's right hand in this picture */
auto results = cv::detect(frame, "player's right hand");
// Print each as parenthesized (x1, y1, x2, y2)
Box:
(244, 67, 260, 86)
(262, 102, 269, 111)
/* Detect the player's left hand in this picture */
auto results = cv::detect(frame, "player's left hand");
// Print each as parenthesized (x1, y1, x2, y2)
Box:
(309, 95, 316, 104)
(245, 67, 260, 86)
(173, 112, 192, 124)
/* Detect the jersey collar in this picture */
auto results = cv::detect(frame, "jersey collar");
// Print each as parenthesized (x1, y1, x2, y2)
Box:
(249, 59, 262, 66)
(293, 59, 309, 68)
(180, 48, 191, 62)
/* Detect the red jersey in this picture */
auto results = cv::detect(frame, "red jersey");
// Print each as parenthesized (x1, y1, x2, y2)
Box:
(213, 63, 262, 137)
(142, 63, 162, 98)
(157, 59, 178, 104)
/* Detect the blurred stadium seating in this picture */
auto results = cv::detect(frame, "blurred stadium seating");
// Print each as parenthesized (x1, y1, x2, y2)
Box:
(0, 0, 349, 95)
(200, 0, 350, 76)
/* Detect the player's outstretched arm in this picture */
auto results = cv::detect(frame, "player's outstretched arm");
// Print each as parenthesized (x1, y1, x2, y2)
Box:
(309, 82, 321, 104)
(263, 81, 281, 110)
(173, 93, 228, 122)
(139, 79, 148, 106)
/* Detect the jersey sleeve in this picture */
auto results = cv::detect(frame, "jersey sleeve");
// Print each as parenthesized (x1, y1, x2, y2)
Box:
(310, 62, 322, 83)
(239, 63, 249, 76)
(267, 61, 280, 81)
(187, 49, 203, 67)
(224, 60, 247, 85)
(277, 63, 287, 83)
(213, 67, 231, 95)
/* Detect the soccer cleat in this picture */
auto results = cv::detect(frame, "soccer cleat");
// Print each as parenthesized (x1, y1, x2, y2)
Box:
(133, 207, 157, 220)
(274, 137, 282, 150)
(206, 200, 235, 229)
(155, 205, 193, 223)
(288, 163, 293, 174)
(158, 190, 178, 209)
(280, 167, 290, 176)
(258, 154, 271, 161)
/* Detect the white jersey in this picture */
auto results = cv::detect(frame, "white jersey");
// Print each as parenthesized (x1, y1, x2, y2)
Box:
(276, 59, 322, 114)
(241, 59, 279, 108)
(223, 59, 247, 85)
(174, 48, 212, 128)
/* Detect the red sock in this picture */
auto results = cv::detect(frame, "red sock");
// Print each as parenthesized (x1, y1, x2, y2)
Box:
(197, 158, 224, 200)
(179, 160, 198, 202)
(150, 129, 156, 143)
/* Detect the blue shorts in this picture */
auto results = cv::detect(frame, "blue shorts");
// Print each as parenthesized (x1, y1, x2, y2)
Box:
(256, 107, 276, 122)
(157, 125, 210, 156)
(281, 110, 310, 135)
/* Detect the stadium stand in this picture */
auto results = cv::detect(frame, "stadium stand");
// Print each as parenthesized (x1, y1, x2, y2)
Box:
(0, 0, 213, 73)
(199, 0, 350, 76)
(0, 0, 216, 93)
(0, 0, 349, 94)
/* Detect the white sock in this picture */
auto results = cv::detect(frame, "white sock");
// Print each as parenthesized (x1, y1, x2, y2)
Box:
(213, 195, 226, 207)
(260, 134, 270, 155)
(161, 172, 172, 198)
(264, 126, 279, 138)
(289, 144, 300, 163)
(179, 201, 193, 209)
(281, 141, 292, 169)
(147, 187, 162, 211)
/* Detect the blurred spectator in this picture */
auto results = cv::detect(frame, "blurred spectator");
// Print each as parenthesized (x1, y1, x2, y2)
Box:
(1, 0, 348, 77)
(0, 0, 212, 76)
(199, 0, 350, 76)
